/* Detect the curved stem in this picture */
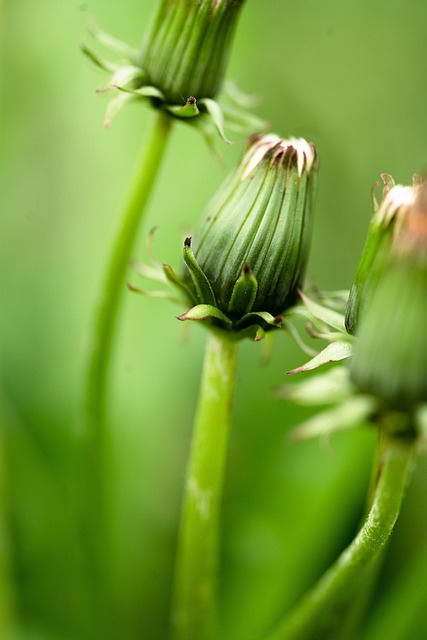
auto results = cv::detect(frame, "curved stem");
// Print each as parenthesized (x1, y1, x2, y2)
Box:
(172, 333, 237, 640)
(83, 109, 172, 438)
(363, 531, 427, 640)
(265, 429, 415, 640)
(79, 109, 172, 633)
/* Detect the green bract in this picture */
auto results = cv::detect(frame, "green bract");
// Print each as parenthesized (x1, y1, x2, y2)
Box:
(345, 175, 419, 335)
(164, 133, 319, 340)
(350, 183, 427, 410)
(82, 0, 264, 140)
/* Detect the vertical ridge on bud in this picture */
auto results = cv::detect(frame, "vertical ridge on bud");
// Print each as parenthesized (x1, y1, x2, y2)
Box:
(190, 134, 318, 321)
(140, 0, 246, 105)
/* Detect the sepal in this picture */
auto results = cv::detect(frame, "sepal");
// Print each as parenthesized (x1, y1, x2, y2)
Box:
(228, 265, 258, 316)
(178, 304, 232, 326)
(183, 237, 217, 306)
(287, 341, 354, 375)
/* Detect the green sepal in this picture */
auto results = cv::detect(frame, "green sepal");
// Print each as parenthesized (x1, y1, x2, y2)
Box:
(165, 97, 200, 119)
(183, 237, 217, 306)
(162, 263, 197, 307)
(299, 291, 346, 332)
(223, 81, 260, 110)
(178, 304, 232, 326)
(96, 66, 145, 94)
(103, 92, 139, 128)
(126, 283, 180, 304)
(228, 324, 266, 342)
(199, 98, 233, 144)
(81, 43, 116, 73)
(235, 310, 282, 330)
(131, 260, 166, 283)
(87, 19, 139, 61)
(282, 319, 318, 356)
(114, 84, 165, 100)
(228, 265, 258, 316)
(287, 341, 354, 375)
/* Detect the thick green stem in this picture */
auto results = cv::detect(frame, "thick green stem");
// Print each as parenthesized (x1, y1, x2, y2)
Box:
(79, 109, 172, 634)
(83, 109, 172, 437)
(172, 333, 237, 640)
(265, 430, 415, 640)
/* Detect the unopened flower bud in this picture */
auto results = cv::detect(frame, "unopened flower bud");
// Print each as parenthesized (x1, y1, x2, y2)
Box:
(141, 0, 246, 105)
(169, 134, 318, 339)
(345, 176, 418, 335)
(350, 180, 427, 409)
(83, 1, 264, 136)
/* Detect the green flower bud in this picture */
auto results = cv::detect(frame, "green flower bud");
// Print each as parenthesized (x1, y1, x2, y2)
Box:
(345, 176, 417, 335)
(83, 1, 262, 137)
(141, 0, 246, 105)
(169, 134, 318, 339)
(350, 182, 427, 410)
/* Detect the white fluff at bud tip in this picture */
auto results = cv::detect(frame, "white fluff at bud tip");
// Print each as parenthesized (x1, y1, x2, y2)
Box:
(241, 134, 316, 181)
(376, 185, 418, 226)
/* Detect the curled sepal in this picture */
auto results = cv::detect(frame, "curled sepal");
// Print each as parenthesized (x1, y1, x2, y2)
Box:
(289, 396, 376, 442)
(228, 264, 258, 317)
(87, 18, 139, 60)
(126, 283, 180, 304)
(165, 97, 200, 119)
(198, 98, 233, 144)
(298, 290, 346, 332)
(235, 311, 283, 331)
(114, 84, 165, 101)
(183, 237, 217, 306)
(162, 264, 197, 307)
(287, 341, 354, 375)
(178, 304, 232, 326)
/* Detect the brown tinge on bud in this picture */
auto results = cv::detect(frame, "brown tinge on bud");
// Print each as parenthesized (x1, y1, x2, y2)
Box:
(395, 178, 427, 254)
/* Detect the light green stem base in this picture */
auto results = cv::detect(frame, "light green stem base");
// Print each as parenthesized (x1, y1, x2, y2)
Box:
(266, 430, 415, 640)
(172, 334, 237, 640)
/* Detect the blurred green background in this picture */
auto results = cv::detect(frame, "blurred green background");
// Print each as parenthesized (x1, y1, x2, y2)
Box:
(1, 0, 427, 638)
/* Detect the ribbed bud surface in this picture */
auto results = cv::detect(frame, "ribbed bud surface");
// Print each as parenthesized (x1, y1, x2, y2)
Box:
(141, 0, 245, 104)
(191, 134, 318, 318)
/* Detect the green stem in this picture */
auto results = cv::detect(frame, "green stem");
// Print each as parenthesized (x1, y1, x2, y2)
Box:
(172, 333, 238, 640)
(265, 429, 415, 640)
(362, 529, 427, 640)
(79, 109, 172, 634)
(83, 108, 172, 437)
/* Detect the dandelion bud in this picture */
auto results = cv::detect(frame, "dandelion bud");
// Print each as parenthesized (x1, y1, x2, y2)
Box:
(170, 134, 318, 339)
(350, 180, 427, 409)
(83, 0, 266, 135)
(141, 0, 246, 105)
(345, 176, 418, 335)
